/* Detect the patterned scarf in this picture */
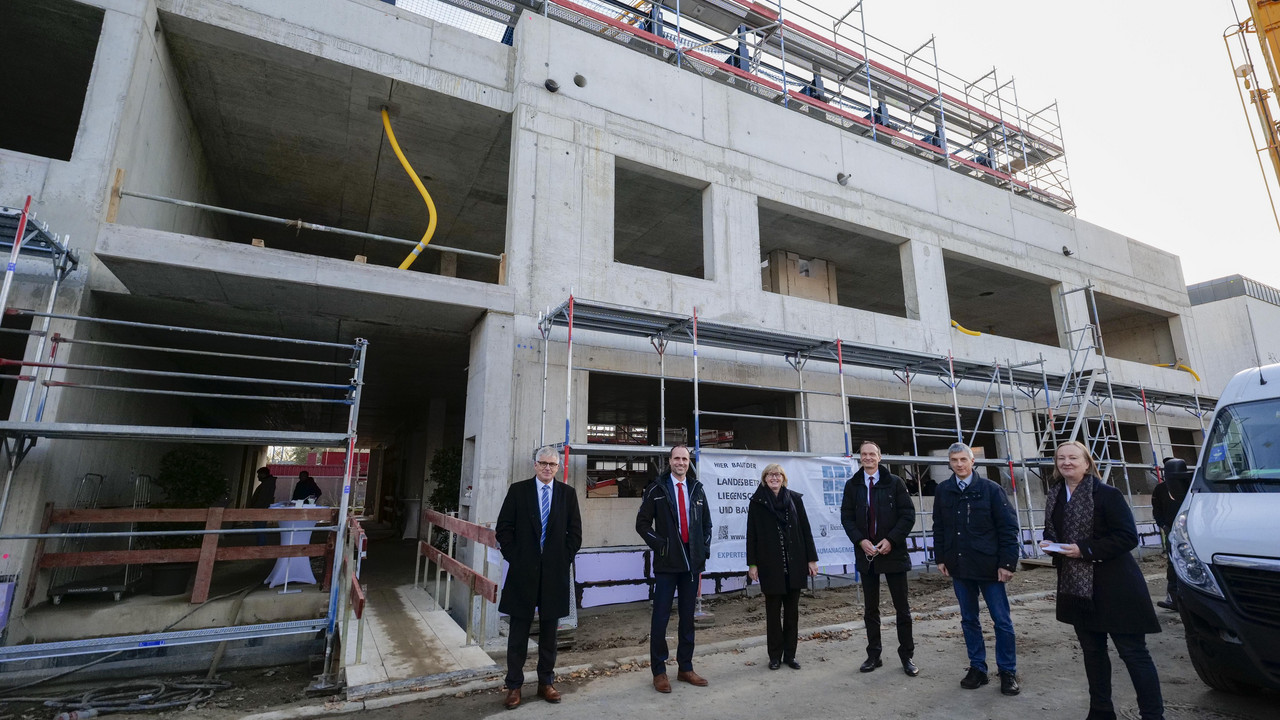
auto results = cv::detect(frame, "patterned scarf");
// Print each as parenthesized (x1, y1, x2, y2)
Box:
(1045, 475, 1095, 613)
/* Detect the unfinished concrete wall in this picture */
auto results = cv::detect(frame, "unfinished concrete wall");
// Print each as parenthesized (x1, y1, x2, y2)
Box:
(1193, 295, 1280, 395)
(110, 0, 227, 240)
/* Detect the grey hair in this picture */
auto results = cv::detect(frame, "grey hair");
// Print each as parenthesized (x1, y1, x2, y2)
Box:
(534, 445, 559, 463)
(947, 442, 974, 458)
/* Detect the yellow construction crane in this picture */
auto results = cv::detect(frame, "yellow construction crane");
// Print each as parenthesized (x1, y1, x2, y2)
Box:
(1227, 1, 1280, 231)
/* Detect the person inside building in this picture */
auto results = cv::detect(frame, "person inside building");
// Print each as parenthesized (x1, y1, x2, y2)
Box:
(746, 463, 819, 670)
(1041, 441, 1164, 720)
(249, 467, 277, 546)
(636, 444, 714, 693)
(840, 440, 918, 676)
(933, 442, 1021, 696)
(495, 446, 582, 710)
(1151, 457, 1190, 611)
(291, 470, 322, 502)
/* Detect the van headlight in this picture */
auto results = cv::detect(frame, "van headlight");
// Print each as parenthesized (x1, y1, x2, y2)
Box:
(1169, 510, 1224, 599)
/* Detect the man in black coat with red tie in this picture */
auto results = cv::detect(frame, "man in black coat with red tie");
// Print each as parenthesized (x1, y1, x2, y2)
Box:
(495, 446, 582, 710)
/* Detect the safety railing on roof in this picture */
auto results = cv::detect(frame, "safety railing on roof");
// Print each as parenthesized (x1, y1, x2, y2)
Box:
(426, 0, 1074, 211)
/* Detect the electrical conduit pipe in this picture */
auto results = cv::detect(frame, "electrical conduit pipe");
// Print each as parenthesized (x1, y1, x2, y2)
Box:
(380, 107, 438, 270)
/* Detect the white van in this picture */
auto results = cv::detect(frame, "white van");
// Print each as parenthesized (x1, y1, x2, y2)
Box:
(1169, 362, 1280, 692)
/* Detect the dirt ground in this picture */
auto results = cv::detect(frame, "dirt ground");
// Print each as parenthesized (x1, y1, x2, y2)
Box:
(0, 554, 1171, 719)
(566, 555, 1092, 667)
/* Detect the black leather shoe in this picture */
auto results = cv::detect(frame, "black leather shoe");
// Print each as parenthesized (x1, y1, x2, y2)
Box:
(784, 660, 801, 670)
(1156, 598, 1177, 611)
(999, 670, 1020, 696)
(960, 666, 988, 689)
(902, 658, 919, 677)
(859, 657, 883, 673)
(768, 660, 781, 670)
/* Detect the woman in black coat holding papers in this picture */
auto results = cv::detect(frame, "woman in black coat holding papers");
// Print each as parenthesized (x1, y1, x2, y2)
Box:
(746, 463, 819, 670)
(1042, 441, 1163, 720)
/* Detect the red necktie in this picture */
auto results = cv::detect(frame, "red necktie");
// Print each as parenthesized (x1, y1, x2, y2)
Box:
(677, 481, 689, 543)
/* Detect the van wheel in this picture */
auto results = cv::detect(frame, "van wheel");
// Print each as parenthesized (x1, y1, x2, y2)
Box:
(1183, 610, 1259, 694)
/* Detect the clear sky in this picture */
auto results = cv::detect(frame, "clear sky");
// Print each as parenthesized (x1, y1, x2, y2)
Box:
(830, 0, 1280, 289)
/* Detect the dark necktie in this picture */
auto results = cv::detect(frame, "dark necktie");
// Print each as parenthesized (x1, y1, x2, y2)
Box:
(867, 478, 877, 539)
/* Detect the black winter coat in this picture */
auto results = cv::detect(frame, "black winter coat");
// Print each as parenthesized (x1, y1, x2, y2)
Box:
(931, 474, 1019, 580)
(746, 486, 819, 595)
(636, 473, 713, 575)
(840, 467, 916, 575)
(495, 478, 582, 620)
(1044, 476, 1160, 635)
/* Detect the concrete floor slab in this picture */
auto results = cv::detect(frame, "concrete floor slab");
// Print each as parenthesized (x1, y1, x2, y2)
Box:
(344, 583, 496, 700)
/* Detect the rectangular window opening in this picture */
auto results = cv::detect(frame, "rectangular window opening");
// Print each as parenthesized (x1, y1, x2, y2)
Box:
(613, 160, 707, 279)
(0, 0, 104, 160)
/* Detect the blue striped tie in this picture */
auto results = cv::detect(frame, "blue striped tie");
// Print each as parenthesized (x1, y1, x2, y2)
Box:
(540, 484, 550, 550)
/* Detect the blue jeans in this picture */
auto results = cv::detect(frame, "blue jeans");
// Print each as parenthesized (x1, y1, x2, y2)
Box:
(952, 577, 1016, 674)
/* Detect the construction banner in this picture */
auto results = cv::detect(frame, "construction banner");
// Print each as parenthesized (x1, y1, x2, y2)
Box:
(700, 453, 858, 573)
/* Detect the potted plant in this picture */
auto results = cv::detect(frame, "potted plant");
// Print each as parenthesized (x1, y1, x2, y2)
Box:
(146, 447, 228, 595)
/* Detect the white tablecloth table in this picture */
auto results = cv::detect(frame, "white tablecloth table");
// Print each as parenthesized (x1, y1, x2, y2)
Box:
(265, 506, 323, 588)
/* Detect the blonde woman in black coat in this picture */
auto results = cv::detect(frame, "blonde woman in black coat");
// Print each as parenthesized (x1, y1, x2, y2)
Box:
(746, 463, 819, 670)
(1041, 441, 1164, 720)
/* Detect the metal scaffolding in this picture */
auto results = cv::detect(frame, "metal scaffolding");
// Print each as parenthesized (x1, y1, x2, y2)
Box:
(0, 302, 367, 680)
(536, 295, 1211, 566)
(428, 0, 1075, 211)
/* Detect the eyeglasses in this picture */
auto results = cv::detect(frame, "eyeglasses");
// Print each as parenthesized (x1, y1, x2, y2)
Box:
(536, 461, 559, 468)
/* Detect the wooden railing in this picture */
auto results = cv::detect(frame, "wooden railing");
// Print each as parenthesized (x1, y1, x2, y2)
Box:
(27, 504, 338, 606)
(417, 509, 499, 646)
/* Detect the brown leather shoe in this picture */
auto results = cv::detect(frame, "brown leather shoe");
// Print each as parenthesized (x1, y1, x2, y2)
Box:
(676, 669, 709, 686)
(652, 673, 671, 693)
(537, 684, 561, 703)
(503, 687, 520, 710)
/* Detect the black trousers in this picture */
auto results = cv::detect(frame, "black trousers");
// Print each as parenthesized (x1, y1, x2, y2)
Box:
(1074, 628, 1164, 720)
(651, 570, 698, 675)
(764, 589, 801, 662)
(506, 612, 559, 689)
(863, 570, 913, 660)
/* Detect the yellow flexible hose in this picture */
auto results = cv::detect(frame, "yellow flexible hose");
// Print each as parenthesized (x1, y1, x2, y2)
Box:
(381, 107, 438, 270)
(1155, 363, 1202, 382)
(950, 320, 981, 336)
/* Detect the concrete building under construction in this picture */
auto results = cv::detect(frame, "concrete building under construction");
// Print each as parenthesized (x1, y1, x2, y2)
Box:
(0, 0, 1227, 686)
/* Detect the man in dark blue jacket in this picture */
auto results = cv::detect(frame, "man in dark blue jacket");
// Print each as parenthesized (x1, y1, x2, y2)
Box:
(636, 445, 714, 693)
(932, 442, 1021, 696)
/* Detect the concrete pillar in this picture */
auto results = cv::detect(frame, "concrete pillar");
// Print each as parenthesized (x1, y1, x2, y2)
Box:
(803, 392, 846, 455)
(703, 183, 760, 306)
(900, 238, 948, 331)
(1052, 282, 1092, 355)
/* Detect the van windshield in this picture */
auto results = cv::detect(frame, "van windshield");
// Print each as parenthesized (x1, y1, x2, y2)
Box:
(1197, 398, 1280, 492)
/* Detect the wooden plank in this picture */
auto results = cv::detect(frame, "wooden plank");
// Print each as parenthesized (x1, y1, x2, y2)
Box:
(39, 543, 328, 568)
(105, 168, 124, 223)
(23, 503, 54, 609)
(322, 530, 337, 590)
(51, 508, 209, 524)
(49, 507, 338, 524)
(419, 542, 498, 604)
(41, 548, 202, 567)
(349, 574, 366, 619)
(422, 510, 496, 549)
(190, 507, 224, 604)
